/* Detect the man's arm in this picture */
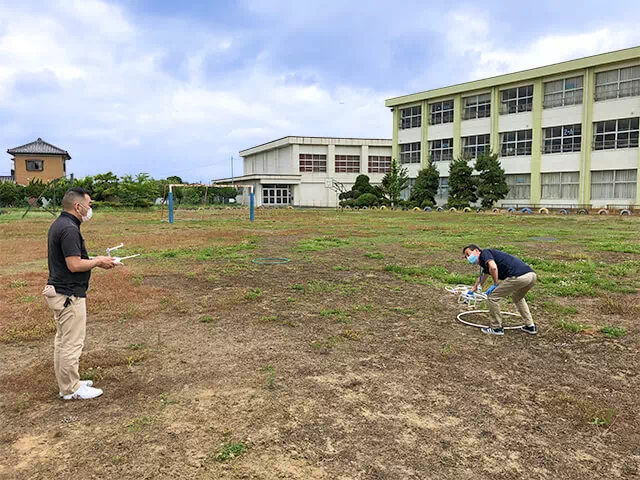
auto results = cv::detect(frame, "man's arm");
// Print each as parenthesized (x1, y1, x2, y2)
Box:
(487, 260, 499, 285)
(66, 256, 116, 272)
(473, 273, 486, 291)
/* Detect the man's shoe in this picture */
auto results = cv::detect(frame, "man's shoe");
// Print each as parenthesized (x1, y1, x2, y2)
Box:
(62, 383, 103, 401)
(481, 327, 504, 336)
(59, 380, 93, 398)
(521, 325, 537, 335)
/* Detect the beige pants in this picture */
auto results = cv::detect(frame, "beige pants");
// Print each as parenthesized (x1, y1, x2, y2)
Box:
(487, 272, 536, 328)
(43, 285, 87, 396)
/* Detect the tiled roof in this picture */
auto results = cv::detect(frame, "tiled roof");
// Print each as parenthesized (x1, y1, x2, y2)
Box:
(7, 138, 71, 160)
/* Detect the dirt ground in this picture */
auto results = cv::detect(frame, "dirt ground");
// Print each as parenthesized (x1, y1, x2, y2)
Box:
(1, 208, 639, 479)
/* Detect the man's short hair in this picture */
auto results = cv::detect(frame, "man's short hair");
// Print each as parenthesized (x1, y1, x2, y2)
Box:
(462, 244, 481, 254)
(62, 187, 89, 210)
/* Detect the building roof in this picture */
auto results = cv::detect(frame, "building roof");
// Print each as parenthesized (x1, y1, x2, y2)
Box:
(240, 136, 392, 157)
(385, 45, 640, 107)
(7, 138, 71, 160)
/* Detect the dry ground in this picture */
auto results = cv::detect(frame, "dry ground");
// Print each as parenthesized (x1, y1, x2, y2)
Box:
(1, 208, 639, 479)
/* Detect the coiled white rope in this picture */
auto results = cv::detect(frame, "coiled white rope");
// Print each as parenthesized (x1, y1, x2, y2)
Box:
(445, 285, 525, 329)
(456, 310, 524, 329)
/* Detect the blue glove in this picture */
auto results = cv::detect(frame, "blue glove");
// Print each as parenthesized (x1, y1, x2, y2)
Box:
(486, 284, 497, 295)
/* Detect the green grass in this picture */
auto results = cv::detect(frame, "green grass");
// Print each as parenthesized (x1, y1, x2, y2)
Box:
(296, 236, 349, 252)
(127, 416, 154, 432)
(600, 326, 628, 338)
(390, 307, 416, 315)
(10, 280, 28, 288)
(364, 252, 384, 259)
(246, 288, 261, 300)
(199, 315, 215, 323)
(214, 441, 248, 462)
(384, 264, 477, 285)
(320, 309, 351, 324)
(555, 319, 590, 334)
(542, 301, 578, 316)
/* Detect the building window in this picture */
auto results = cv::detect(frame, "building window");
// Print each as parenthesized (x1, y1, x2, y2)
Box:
(543, 124, 582, 154)
(400, 142, 421, 164)
(429, 100, 454, 125)
(593, 117, 639, 150)
(543, 76, 583, 108)
(26, 159, 44, 171)
(462, 134, 490, 159)
(262, 184, 292, 205)
(463, 93, 491, 120)
(541, 172, 579, 200)
(505, 174, 531, 200)
(299, 153, 327, 172)
(335, 155, 360, 173)
(437, 177, 448, 198)
(595, 66, 640, 101)
(591, 169, 637, 200)
(400, 105, 422, 129)
(368, 156, 391, 173)
(500, 85, 533, 114)
(500, 130, 532, 157)
(429, 138, 453, 162)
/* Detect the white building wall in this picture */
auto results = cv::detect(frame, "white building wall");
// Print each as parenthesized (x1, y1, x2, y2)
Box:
(500, 156, 532, 174)
(593, 97, 640, 122)
(541, 105, 583, 128)
(460, 118, 491, 137)
(591, 149, 638, 171)
(428, 123, 454, 140)
(499, 112, 534, 132)
(398, 128, 421, 144)
(541, 153, 581, 172)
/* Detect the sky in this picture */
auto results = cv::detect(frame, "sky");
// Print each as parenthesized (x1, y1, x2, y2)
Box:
(1, 0, 639, 182)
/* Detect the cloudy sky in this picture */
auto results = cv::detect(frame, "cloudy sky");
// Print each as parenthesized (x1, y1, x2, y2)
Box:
(1, 0, 639, 182)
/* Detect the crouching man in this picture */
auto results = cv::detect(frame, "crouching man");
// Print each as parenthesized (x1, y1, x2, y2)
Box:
(44, 188, 117, 400)
(462, 244, 538, 336)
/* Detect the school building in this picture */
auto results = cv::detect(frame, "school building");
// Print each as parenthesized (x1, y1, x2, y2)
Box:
(385, 46, 640, 209)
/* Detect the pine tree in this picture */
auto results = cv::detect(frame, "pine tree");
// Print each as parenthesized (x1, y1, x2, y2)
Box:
(382, 159, 410, 208)
(448, 157, 477, 209)
(409, 158, 440, 207)
(475, 152, 508, 209)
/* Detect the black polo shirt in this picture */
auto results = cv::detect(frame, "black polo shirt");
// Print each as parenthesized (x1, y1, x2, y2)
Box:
(479, 248, 534, 280)
(47, 211, 91, 297)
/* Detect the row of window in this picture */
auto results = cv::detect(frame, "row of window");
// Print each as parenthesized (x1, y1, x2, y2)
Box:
(399, 66, 640, 129)
(437, 169, 637, 201)
(299, 154, 392, 174)
(399, 117, 639, 163)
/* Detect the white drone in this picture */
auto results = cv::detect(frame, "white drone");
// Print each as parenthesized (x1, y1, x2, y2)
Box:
(106, 243, 140, 266)
(444, 284, 487, 308)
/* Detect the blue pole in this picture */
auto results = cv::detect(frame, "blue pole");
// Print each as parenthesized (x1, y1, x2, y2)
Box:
(249, 192, 255, 222)
(168, 191, 174, 224)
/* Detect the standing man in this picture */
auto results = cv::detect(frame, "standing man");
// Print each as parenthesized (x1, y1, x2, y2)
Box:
(462, 244, 537, 336)
(43, 187, 117, 400)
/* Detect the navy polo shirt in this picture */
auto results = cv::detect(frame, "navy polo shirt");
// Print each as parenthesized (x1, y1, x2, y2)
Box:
(479, 249, 533, 280)
(47, 211, 91, 297)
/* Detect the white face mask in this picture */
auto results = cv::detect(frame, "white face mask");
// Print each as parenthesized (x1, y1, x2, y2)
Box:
(82, 207, 93, 222)
(78, 203, 93, 222)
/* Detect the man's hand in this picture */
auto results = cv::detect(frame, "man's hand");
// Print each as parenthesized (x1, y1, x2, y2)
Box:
(94, 256, 118, 269)
(486, 284, 497, 295)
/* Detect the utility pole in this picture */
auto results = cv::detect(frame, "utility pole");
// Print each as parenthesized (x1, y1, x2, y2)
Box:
(231, 156, 234, 188)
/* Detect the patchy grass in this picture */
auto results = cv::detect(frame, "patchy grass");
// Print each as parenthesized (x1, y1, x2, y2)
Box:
(600, 326, 628, 338)
(246, 288, 261, 300)
(296, 236, 349, 252)
(555, 319, 590, 334)
(199, 315, 215, 324)
(127, 416, 155, 433)
(364, 252, 385, 259)
(214, 441, 248, 462)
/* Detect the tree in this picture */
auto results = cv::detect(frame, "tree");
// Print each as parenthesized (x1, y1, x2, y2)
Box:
(118, 173, 159, 207)
(92, 172, 120, 201)
(338, 174, 384, 206)
(381, 159, 410, 208)
(475, 152, 508, 209)
(448, 157, 477, 209)
(0, 182, 19, 207)
(409, 158, 440, 207)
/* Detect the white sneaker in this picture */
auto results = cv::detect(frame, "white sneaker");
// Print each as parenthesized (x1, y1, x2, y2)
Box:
(58, 380, 93, 398)
(62, 383, 103, 400)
